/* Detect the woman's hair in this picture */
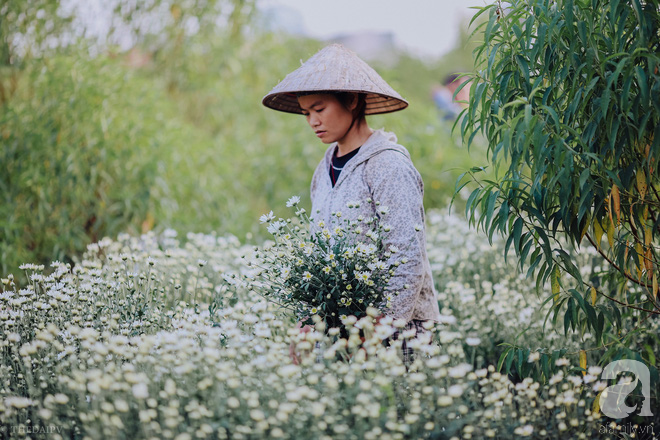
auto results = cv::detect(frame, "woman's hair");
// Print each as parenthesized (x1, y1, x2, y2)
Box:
(297, 91, 367, 122)
(335, 92, 367, 122)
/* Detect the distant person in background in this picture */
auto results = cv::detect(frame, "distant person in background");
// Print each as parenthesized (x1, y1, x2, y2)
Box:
(432, 73, 470, 121)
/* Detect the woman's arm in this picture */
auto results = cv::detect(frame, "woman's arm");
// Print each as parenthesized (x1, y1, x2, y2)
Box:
(364, 150, 427, 323)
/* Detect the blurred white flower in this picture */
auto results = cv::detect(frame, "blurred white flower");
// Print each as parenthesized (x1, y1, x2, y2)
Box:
(437, 314, 457, 325)
(132, 383, 149, 400)
(260, 211, 275, 223)
(267, 221, 286, 234)
(4, 396, 34, 408)
(583, 374, 597, 384)
(54, 393, 69, 404)
(466, 337, 481, 346)
(286, 196, 301, 207)
(227, 397, 240, 409)
(437, 396, 453, 407)
(587, 366, 603, 376)
(449, 363, 473, 378)
(448, 384, 464, 397)
(514, 425, 534, 436)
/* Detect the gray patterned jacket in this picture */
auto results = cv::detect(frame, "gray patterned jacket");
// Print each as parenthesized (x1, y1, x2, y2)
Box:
(310, 129, 441, 323)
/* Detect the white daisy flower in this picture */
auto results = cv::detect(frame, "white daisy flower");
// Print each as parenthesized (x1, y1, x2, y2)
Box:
(286, 196, 301, 207)
(354, 271, 371, 282)
(466, 337, 481, 346)
(267, 221, 286, 234)
(259, 211, 275, 223)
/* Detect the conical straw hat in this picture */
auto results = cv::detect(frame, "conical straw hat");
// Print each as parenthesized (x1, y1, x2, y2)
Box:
(262, 44, 408, 115)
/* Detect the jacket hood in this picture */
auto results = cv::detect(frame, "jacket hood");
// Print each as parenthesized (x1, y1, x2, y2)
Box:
(321, 129, 411, 189)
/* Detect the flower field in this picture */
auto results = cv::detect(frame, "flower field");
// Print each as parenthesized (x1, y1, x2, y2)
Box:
(1, 211, 656, 439)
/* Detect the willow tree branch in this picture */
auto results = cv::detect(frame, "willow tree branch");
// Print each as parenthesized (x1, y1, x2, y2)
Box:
(584, 232, 653, 288)
(651, 184, 660, 213)
(594, 286, 660, 315)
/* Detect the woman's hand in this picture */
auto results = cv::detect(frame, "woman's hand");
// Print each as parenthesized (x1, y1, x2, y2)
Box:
(289, 321, 313, 365)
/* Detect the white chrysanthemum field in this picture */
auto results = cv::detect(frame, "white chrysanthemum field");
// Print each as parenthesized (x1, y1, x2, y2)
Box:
(1, 211, 655, 440)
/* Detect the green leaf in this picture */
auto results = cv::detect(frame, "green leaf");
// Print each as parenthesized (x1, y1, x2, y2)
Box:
(484, 190, 499, 233)
(600, 89, 611, 119)
(569, 289, 585, 311)
(610, 0, 620, 21)
(541, 353, 550, 380)
(584, 302, 598, 331)
(526, 252, 543, 278)
(465, 188, 481, 219)
(516, 55, 530, 85)
(540, 104, 561, 132)
(519, 238, 534, 269)
(470, 81, 488, 123)
(505, 233, 515, 262)
(578, 167, 591, 188)
(497, 346, 513, 372)
(534, 226, 552, 261)
(498, 199, 510, 232)
(635, 66, 649, 105)
(469, 4, 497, 27)
(645, 344, 656, 366)
(595, 312, 605, 344)
(612, 304, 622, 329)
(606, 57, 629, 89)
(564, 298, 574, 335)
(488, 43, 501, 74)
(506, 348, 515, 373)
(557, 250, 583, 284)
(513, 217, 524, 253)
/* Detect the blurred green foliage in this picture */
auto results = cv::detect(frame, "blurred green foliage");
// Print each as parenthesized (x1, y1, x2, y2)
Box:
(0, 0, 485, 278)
(1, 51, 176, 271)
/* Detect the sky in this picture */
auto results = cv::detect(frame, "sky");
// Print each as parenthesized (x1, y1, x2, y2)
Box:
(258, 0, 489, 59)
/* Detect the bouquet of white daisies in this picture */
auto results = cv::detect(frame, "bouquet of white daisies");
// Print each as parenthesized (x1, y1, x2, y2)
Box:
(249, 196, 405, 332)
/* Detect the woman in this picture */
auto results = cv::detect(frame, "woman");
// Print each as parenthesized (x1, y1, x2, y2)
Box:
(262, 44, 440, 361)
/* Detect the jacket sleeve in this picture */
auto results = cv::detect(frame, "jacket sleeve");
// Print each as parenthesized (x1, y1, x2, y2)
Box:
(310, 150, 330, 202)
(310, 164, 320, 201)
(364, 149, 427, 322)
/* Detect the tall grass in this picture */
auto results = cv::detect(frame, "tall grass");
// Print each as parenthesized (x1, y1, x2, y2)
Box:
(1, 30, 485, 278)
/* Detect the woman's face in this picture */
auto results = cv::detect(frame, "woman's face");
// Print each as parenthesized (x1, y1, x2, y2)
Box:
(297, 93, 356, 144)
